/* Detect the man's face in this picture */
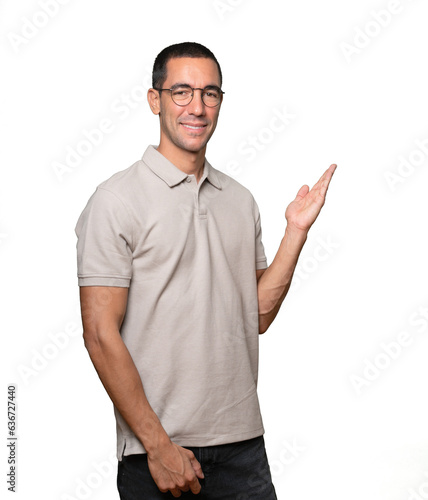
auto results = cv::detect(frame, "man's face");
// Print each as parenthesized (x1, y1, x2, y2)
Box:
(155, 57, 222, 155)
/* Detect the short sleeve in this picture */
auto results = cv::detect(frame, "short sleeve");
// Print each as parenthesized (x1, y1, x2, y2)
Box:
(75, 187, 133, 287)
(252, 196, 268, 270)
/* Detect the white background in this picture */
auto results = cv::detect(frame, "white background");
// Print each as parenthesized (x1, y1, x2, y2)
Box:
(1, 0, 428, 499)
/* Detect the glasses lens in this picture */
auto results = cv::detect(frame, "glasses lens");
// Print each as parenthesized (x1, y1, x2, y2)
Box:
(171, 85, 193, 105)
(202, 88, 222, 107)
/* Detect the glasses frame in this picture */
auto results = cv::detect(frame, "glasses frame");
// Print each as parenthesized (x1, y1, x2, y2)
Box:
(153, 84, 225, 108)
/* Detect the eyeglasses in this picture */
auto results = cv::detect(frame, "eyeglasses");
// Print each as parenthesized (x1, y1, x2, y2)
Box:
(153, 84, 225, 107)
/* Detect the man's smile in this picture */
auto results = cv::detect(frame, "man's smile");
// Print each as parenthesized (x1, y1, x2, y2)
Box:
(180, 122, 208, 133)
(181, 122, 207, 128)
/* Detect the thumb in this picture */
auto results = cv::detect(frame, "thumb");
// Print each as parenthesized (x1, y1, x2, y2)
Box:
(295, 184, 309, 200)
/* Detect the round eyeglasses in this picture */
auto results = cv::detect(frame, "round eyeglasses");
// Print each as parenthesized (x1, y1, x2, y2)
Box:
(154, 84, 225, 107)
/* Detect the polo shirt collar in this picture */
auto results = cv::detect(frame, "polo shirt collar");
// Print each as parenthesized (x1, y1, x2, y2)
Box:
(142, 145, 222, 190)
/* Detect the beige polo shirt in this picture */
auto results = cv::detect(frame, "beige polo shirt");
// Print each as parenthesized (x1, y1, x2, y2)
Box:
(75, 145, 269, 459)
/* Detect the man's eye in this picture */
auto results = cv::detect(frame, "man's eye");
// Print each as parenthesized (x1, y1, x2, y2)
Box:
(173, 88, 191, 96)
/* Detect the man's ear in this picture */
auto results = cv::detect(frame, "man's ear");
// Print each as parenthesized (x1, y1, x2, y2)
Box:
(147, 88, 160, 115)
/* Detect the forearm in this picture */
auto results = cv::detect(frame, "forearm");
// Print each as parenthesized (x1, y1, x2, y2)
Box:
(84, 330, 169, 454)
(257, 225, 308, 333)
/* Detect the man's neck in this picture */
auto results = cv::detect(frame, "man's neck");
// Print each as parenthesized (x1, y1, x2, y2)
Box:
(156, 143, 206, 184)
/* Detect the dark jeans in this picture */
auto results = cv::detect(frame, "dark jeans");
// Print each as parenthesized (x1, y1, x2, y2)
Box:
(117, 435, 277, 499)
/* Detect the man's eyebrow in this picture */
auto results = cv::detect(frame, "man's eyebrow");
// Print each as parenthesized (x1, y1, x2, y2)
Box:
(204, 84, 222, 90)
(170, 83, 221, 89)
(170, 82, 191, 88)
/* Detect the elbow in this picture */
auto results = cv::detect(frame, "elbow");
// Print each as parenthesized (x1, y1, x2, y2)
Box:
(258, 299, 278, 334)
(83, 325, 120, 354)
(258, 315, 270, 334)
(82, 328, 101, 354)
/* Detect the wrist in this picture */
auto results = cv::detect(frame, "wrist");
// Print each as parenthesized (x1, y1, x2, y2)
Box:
(136, 414, 171, 456)
(145, 433, 171, 457)
(284, 222, 309, 242)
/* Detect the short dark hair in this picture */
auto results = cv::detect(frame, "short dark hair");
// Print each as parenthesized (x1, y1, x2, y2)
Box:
(152, 42, 223, 89)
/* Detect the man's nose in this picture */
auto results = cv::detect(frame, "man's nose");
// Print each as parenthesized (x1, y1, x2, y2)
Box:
(187, 89, 206, 115)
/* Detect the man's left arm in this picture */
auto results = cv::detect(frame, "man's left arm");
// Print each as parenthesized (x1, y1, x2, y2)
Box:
(256, 163, 337, 334)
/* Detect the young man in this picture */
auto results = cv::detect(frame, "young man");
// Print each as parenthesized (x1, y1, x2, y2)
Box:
(75, 42, 336, 499)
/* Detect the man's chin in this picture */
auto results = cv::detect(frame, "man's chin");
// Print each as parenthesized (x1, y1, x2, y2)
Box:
(179, 138, 209, 154)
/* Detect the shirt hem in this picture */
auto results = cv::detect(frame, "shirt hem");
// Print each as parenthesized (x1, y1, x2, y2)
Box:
(117, 426, 265, 460)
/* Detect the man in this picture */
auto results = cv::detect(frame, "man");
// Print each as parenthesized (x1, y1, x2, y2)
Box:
(75, 42, 336, 499)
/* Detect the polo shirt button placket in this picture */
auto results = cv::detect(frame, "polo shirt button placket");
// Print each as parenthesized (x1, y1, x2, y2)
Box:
(184, 175, 207, 219)
(196, 185, 207, 219)
(185, 176, 197, 215)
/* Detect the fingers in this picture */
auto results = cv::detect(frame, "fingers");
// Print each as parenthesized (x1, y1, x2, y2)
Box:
(322, 163, 337, 195)
(195, 467, 205, 480)
(148, 443, 203, 497)
(324, 163, 337, 183)
(312, 163, 337, 198)
(186, 452, 204, 492)
(188, 475, 202, 495)
(317, 163, 337, 186)
(187, 450, 204, 478)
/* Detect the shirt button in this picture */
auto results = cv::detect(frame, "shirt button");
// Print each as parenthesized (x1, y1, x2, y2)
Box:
(186, 176, 192, 183)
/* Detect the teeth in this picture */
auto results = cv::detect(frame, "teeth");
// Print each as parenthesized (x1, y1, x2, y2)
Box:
(184, 124, 204, 129)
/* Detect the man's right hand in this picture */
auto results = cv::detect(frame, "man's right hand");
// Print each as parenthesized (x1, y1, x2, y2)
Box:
(147, 440, 204, 497)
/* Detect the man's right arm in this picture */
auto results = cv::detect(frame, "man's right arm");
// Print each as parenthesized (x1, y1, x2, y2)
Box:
(79, 285, 204, 497)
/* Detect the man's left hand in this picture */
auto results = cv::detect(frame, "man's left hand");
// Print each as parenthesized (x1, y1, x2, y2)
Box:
(285, 163, 337, 232)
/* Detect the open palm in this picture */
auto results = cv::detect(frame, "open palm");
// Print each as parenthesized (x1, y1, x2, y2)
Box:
(285, 164, 337, 232)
